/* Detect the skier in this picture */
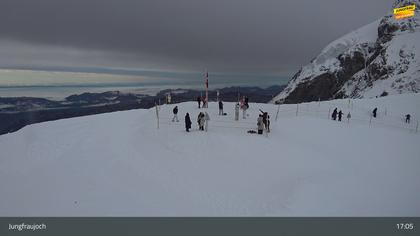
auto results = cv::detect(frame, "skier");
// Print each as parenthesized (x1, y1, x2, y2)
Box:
(185, 113, 192, 132)
(372, 107, 378, 118)
(172, 106, 179, 122)
(197, 96, 201, 109)
(338, 110, 343, 122)
(257, 115, 264, 135)
(347, 112, 351, 123)
(331, 108, 338, 120)
(405, 114, 411, 123)
(266, 115, 270, 133)
(204, 111, 210, 132)
(234, 103, 240, 121)
(218, 100, 224, 115)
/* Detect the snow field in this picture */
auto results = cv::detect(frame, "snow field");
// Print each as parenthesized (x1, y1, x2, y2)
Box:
(0, 94, 419, 216)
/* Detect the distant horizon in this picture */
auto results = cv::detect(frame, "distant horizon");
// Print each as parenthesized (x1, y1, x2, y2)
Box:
(0, 67, 289, 99)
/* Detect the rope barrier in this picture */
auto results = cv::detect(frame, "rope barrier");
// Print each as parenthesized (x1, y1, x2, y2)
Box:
(156, 101, 418, 134)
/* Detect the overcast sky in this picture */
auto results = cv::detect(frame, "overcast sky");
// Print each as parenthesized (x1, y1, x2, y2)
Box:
(0, 0, 392, 75)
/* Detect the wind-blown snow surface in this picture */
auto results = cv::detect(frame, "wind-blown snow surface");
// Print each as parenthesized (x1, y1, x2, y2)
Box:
(1, 94, 420, 216)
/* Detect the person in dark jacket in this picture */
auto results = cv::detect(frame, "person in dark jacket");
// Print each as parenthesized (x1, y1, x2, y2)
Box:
(257, 115, 264, 134)
(338, 110, 343, 122)
(259, 109, 269, 130)
(218, 100, 224, 115)
(405, 114, 411, 123)
(372, 107, 378, 118)
(332, 108, 338, 120)
(172, 106, 179, 122)
(185, 113, 192, 132)
(197, 96, 201, 108)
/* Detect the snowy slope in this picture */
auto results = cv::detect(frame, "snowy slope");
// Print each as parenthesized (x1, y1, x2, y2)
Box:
(273, 0, 420, 103)
(0, 94, 420, 216)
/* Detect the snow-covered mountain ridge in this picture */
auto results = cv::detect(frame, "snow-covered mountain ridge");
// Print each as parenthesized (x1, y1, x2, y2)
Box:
(273, 0, 420, 104)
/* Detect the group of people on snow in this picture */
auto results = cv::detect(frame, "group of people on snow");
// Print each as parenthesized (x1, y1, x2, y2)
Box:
(197, 111, 210, 131)
(331, 106, 413, 125)
(332, 108, 351, 122)
(176, 107, 210, 132)
(233, 96, 250, 121)
(171, 96, 272, 135)
(372, 107, 413, 124)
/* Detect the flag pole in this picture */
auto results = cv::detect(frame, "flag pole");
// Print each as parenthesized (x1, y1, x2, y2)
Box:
(205, 70, 209, 108)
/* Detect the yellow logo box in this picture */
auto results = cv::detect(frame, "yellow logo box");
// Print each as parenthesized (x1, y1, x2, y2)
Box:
(394, 4, 416, 14)
(395, 11, 415, 19)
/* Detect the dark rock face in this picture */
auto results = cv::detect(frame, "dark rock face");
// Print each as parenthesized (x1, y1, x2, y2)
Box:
(283, 50, 366, 104)
(285, 73, 338, 103)
(278, 0, 419, 103)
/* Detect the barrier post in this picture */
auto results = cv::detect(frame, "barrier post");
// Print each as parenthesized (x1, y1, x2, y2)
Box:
(275, 104, 280, 122)
(296, 104, 299, 116)
(155, 103, 159, 129)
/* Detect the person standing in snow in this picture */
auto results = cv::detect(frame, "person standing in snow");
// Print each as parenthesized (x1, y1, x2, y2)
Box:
(332, 108, 338, 120)
(257, 115, 264, 135)
(242, 97, 249, 119)
(204, 111, 210, 132)
(338, 110, 343, 122)
(372, 107, 378, 118)
(197, 112, 205, 131)
(405, 114, 411, 123)
(218, 100, 224, 115)
(259, 109, 269, 130)
(185, 113, 192, 132)
(234, 103, 240, 121)
(197, 112, 202, 127)
(172, 106, 179, 122)
(197, 96, 201, 109)
(347, 112, 351, 123)
(167, 93, 172, 104)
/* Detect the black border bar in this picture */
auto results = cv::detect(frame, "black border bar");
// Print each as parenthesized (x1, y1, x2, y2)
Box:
(1, 217, 419, 236)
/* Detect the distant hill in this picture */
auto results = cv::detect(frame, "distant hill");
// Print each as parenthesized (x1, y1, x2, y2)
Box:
(0, 85, 284, 135)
